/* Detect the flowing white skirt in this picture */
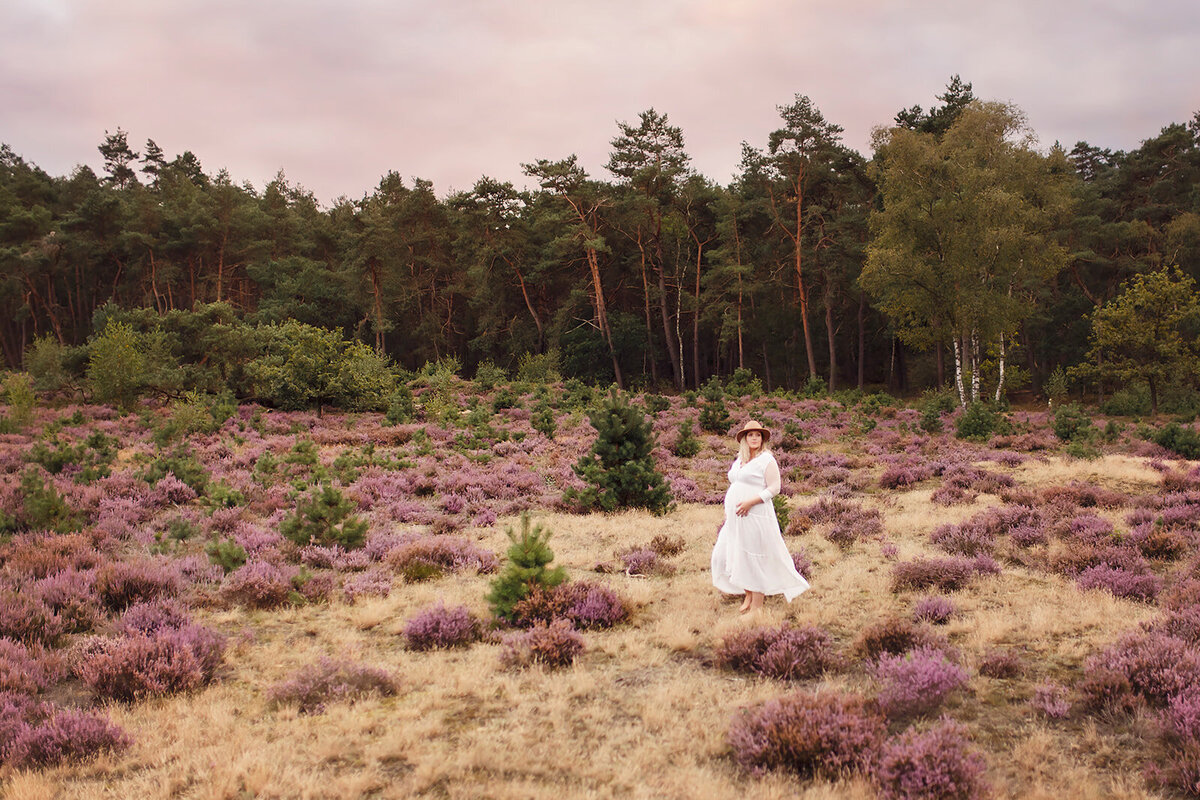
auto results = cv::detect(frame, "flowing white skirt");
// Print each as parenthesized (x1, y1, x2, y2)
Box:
(711, 481, 810, 601)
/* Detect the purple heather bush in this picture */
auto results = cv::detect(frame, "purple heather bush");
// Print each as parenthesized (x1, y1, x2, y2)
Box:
(93, 558, 182, 611)
(341, 567, 393, 603)
(403, 603, 481, 650)
(1076, 565, 1163, 602)
(854, 618, 952, 663)
(880, 464, 935, 490)
(930, 522, 995, 557)
(32, 569, 102, 633)
(891, 556, 995, 593)
(385, 535, 498, 582)
(222, 560, 294, 609)
(500, 619, 584, 670)
(558, 581, 628, 629)
(0, 693, 131, 769)
(913, 596, 955, 625)
(792, 548, 814, 578)
(0, 637, 66, 693)
(1009, 525, 1047, 548)
(727, 690, 886, 778)
(715, 624, 841, 681)
(930, 484, 977, 506)
(1163, 686, 1200, 742)
(267, 656, 400, 715)
(1079, 632, 1200, 711)
(874, 646, 969, 719)
(617, 547, 676, 577)
(116, 599, 192, 636)
(874, 718, 989, 800)
(1030, 683, 1071, 720)
(977, 648, 1025, 679)
(145, 473, 198, 507)
(0, 590, 64, 646)
(3, 532, 101, 579)
(74, 622, 225, 701)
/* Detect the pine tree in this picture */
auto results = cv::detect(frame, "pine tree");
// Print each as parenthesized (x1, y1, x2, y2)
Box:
(672, 418, 701, 457)
(698, 377, 732, 434)
(487, 513, 568, 622)
(565, 389, 673, 514)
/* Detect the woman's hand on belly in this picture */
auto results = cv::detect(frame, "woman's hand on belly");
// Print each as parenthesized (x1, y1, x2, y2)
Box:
(735, 497, 761, 516)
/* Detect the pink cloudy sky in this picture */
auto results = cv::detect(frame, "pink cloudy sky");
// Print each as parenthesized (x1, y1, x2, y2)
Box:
(3, 0, 1197, 205)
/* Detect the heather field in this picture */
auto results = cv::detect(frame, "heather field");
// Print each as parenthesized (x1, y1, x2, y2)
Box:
(2, 380, 1200, 799)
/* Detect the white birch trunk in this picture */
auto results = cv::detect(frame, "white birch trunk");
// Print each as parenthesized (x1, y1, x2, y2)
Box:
(970, 330, 981, 403)
(953, 337, 967, 408)
(994, 335, 1007, 403)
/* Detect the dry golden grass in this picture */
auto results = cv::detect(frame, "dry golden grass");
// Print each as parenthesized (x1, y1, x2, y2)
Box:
(4, 454, 1177, 799)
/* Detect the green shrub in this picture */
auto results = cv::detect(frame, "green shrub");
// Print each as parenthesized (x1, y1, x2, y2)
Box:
(205, 482, 245, 510)
(532, 400, 556, 439)
(2, 372, 36, 430)
(16, 469, 81, 534)
(565, 390, 673, 515)
(698, 377, 732, 434)
(773, 495, 790, 533)
(801, 375, 828, 398)
(1044, 366, 1069, 406)
(491, 386, 521, 413)
(28, 438, 84, 474)
(643, 394, 671, 414)
(672, 419, 702, 458)
(384, 384, 416, 425)
(919, 404, 944, 434)
(725, 368, 763, 399)
(143, 450, 209, 495)
(1052, 403, 1093, 443)
(516, 350, 561, 384)
(25, 335, 75, 394)
(955, 402, 1007, 441)
(1152, 423, 1200, 460)
(486, 513, 567, 623)
(473, 361, 508, 392)
(281, 485, 368, 550)
(206, 538, 248, 573)
(1100, 385, 1150, 417)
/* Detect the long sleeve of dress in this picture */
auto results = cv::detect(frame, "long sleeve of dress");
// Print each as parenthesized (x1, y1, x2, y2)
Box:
(757, 457, 781, 505)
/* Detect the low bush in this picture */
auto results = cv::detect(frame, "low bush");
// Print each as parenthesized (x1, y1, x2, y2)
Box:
(1078, 632, 1200, 711)
(715, 624, 841, 681)
(0, 591, 65, 646)
(977, 648, 1025, 679)
(74, 624, 225, 701)
(616, 546, 676, 577)
(33, 569, 102, 634)
(1076, 565, 1162, 602)
(913, 596, 955, 625)
(955, 402, 1007, 441)
(873, 647, 969, 719)
(509, 581, 629, 630)
(500, 619, 584, 669)
(93, 559, 181, 611)
(267, 657, 399, 714)
(487, 514, 567, 623)
(874, 718, 989, 800)
(280, 485, 368, 550)
(1154, 422, 1200, 460)
(340, 567, 393, 604)
(727, 690, 885, 778)
(1030, 683, 1071, 719)
(1052, 403, 1094, 443)
(891, 556, 994, 593)
(0, 637, 65, 693)
(222, 560, 294, 609)
(854, 618, 949, 663)
(386, 535, 498, 582)
(403, 603, 481, 650)
(0, 694, 131, 769)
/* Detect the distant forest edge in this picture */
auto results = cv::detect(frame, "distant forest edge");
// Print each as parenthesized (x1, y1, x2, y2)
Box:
(2, 78, 1198, 412)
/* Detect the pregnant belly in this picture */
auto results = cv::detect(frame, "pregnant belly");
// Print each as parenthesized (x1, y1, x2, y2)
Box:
(724, 482, 770, 516)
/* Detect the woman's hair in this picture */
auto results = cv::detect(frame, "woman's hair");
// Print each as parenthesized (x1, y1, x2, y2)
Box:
(737, 434, 772, 464)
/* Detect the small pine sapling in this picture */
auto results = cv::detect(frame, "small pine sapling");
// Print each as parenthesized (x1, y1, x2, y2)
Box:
(564, 389, 673, 515)
(698, 377, 732, 434)
(487, 513, 568, 623)
(672, 418, 702, 457)
(281, 485, 368, 550)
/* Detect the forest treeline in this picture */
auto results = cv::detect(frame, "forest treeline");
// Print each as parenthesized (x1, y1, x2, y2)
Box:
(2, 78, 1198, 409)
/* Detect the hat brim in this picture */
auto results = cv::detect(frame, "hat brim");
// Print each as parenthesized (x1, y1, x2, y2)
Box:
(735, 427, 771, 442)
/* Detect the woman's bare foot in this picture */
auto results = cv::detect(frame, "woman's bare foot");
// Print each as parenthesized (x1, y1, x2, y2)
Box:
(738, 594, 751, 613)
(746, 591, 765, 613)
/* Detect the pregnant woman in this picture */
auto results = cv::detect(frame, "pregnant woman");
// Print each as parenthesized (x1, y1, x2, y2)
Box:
(711, 420, 810, 613)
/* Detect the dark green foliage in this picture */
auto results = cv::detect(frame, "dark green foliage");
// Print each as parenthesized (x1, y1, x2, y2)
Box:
(643, 393, 671, 414)
(699, 377, 732, 434)
(1152, 423, 1200, 460)
(955, 402, 1007, 441)
(1044, 366, 1069, 406)
(28, 438, 85, 474)
(154, 391, 236, 445)
(247, 321, 396, 413)
(919, 404, 944, 434)
(565, 390, 673, 515)
(2, 372, 36, 430)
(15, 469, 81, 534)
(384, 384, 416, 425)
(206, 538, 248, 573)
(724, 368, 763, 398)
(1052, 403, 1093, 443)
(204, 482, 245, 510)
(532, 399, 556, 439)
(473, 361, 508, 392)
(490, 386, 520, 413)
(143, 450, 209, 495)
(281, 485, 368, 550)
(801, 376, 828, 398)
(672, 419, 702, 458)
(773, 494, 791, 532)
(486, 513, 567, 623)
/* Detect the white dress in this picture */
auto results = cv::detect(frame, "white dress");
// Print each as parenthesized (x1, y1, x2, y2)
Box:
(711, 452, 810, 601)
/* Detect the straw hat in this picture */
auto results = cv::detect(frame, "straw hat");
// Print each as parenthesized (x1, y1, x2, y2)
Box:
(734, 419, 771, 442)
